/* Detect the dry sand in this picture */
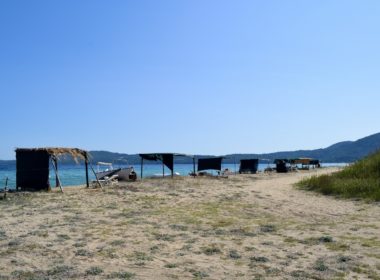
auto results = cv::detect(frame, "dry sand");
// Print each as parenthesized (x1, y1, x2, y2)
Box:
(0, 167, 379, 279)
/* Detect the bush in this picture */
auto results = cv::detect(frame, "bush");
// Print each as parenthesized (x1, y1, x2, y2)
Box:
(297, 151, 380, 201)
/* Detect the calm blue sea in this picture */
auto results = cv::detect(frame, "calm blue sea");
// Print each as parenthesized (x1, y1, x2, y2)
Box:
(0, 162, 348, 190)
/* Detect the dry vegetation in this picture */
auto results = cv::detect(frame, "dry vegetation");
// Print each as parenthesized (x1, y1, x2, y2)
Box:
(0, 168, 379, 279)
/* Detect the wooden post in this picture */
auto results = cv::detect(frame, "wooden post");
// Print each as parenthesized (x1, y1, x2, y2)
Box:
(85, 158, 89, 188)
(54, 157, 59, 187)
(89, 162, 102, 189)
(51, 158, 63, 193)
(140, 157, 143, 180)
(162, 161, 165, 178)
(193, 157, 196, 175)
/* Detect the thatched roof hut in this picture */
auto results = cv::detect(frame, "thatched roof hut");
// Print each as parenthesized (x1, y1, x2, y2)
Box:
(16, 147, 90, 191)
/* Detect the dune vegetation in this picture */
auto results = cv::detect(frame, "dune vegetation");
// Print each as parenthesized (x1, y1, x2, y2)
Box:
(297, 150, 380, 201)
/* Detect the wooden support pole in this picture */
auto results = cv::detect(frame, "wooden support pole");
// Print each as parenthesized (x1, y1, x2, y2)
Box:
(54, 157, 59, 187)
(51, 158, 63, 193)
(85, 159, 89, 188)
(162, 161, 165, 178)
(89, 162, 102, 189)
(193, 157, 196, 175)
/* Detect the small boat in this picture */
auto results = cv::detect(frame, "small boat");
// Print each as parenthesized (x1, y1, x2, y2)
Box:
(96, 162, 137, 181)
(151, 172, 180, 178)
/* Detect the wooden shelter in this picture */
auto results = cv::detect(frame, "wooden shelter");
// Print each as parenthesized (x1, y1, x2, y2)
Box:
(239, 159, 259, 174)
(197, 157, 224, 172)
(139, 153, 194, 178)
(289, 158, 320, 169)
(16, 147, 90, 191)
(274, 159, 289, 173)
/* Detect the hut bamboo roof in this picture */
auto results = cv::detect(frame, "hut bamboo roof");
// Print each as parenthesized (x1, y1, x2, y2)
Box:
(15, 147, 89, 161)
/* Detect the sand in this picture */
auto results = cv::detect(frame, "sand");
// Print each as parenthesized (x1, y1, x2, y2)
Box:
(0, 167, 379, 279)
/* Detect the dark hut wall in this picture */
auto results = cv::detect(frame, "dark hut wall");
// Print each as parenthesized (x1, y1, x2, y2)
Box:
(239, 159, 259, 174)
(16, 150, 50, 191)
(197, 157, 223, 171)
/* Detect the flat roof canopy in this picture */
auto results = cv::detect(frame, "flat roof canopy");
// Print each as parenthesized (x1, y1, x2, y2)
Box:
(139, 153, 194, 178)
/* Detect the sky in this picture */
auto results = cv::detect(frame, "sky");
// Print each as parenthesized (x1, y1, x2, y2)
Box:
(1, 0, 380, 159)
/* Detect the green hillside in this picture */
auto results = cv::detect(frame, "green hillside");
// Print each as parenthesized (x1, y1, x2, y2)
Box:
(297, 150, 380, 201)
(2, 132, 380, 164)
(86, 132, 380, 164)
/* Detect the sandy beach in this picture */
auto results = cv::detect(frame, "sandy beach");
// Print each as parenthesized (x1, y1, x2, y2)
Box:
(0, 167, 379, 279)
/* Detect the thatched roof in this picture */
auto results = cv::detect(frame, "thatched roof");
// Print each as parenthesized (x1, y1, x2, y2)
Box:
(15, 147, 89, 161)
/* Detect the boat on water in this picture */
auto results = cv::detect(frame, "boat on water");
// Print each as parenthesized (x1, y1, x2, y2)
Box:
(95, 162, 137, 181)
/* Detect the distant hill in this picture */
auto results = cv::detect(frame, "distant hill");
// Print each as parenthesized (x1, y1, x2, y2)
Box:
(85, 132, 380, 164)
(2, 132, 380, 164)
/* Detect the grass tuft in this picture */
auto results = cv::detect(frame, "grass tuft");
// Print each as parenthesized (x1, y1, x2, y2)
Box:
(86, 266, 103, 276)
(107, 271, 135, 279)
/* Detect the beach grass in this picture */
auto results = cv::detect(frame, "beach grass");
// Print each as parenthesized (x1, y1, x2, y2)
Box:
(297, 150, 380, 201)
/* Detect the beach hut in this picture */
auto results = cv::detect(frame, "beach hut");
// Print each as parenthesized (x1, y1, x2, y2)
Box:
(292, 158, 312, 170)
(197, 157, 224, 173)
(274, 159, 289, 173)
(16, 148, 90, 191)
(139, 153, 194, 178)
(239, 159, 259, 174)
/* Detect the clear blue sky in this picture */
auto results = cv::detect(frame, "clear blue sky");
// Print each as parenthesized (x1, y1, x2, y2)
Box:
(1, 1, 380, 159)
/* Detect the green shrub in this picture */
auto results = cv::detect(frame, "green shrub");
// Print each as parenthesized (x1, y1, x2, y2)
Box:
(297, 151, 380, 201)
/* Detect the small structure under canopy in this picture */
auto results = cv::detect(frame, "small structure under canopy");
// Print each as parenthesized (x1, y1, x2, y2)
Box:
(289, 158, 321, 169)
(274, 159, 289, 173)
(239, 159, 259, 174)
(16, 147, 91, 191)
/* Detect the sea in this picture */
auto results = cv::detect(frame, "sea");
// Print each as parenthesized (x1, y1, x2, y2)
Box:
(0, 162, 348, 190)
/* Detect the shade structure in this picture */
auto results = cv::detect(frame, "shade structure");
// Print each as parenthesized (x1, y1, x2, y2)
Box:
(309, 159, 320, 165)
(197, 157, 223, 171)
(274, 159, 289, 173)
(290, 158, 312, 165)
(139, 153, 192, 178)
(139, 153, 175, 171)
(16, 149, 50, 191)
(16, 147, 90, 191)
(239, 159, 259, 174)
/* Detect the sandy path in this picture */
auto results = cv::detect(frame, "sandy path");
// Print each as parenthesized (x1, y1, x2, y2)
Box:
(0, 167, 379, 279)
